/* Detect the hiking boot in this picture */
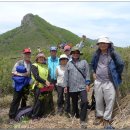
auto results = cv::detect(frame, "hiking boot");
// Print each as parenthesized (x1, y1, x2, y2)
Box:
(71, 112, 80, 119)
(93, 117, 103, 125)
(104, 125, 115, 129)
(103, 119, 110, 127)
(57, 108, 63, 116)
(50, 109, 56, 115)
(103, 119, 115, 130)
(80, 121, 87, 129)
(57, 110, 63, 116)
(75, 113, 80, 119)
(103, 119, 115, 129)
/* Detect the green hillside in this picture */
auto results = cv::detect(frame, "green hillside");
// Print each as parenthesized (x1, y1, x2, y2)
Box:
(0, 13, 96, 94)
(0, 13, 88, 57)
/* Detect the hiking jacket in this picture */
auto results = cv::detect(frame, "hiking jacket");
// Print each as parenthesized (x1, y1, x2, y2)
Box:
(47, 56, 59, 81)
(12, 76, 31, 91)
(12, 60, 32, 90)
(64, 59, 90, 92)
(91, 48, 124, 88)
(31, 63, 49, 89)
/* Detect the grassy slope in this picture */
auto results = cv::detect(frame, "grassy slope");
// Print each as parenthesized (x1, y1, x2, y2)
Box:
(0, 14, 81, 57)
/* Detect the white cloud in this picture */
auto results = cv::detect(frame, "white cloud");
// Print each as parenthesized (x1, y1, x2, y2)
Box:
(0, 2, 130, 47)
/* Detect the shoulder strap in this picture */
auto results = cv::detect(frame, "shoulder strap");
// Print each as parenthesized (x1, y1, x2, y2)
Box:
(71, 61, 86, 80)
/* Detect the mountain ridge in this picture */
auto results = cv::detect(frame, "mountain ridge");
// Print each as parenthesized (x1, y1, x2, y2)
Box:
(0, 13, 96, 56)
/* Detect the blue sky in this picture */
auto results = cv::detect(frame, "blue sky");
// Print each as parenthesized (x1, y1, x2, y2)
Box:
(0, 1, 130, 47)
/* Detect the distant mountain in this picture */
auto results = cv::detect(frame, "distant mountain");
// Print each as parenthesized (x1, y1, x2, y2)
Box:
(0, 13, 95, 56)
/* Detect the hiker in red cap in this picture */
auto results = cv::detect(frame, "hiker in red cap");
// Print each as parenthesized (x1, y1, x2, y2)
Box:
(9, 48, 32, 124)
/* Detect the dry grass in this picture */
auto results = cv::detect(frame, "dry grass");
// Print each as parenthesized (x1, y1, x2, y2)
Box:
(0, 95, 12, 108)
(0, 92, 130, 129)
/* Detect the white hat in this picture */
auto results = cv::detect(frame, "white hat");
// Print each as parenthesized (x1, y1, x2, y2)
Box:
(59, 54, 68, 60)
(97, 37, 111, 45)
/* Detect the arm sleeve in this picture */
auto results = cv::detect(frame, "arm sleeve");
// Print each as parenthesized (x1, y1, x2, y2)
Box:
(63, 63, 69, 88)
(31, 65, 46, 84)
(91, 53, 96, 73)
(47, 69, 51, 82)
(84, 60, 90, 85)
(56, 67, 58, 79)
(114, 52, 124, 75)
(12, 62, 18, 73)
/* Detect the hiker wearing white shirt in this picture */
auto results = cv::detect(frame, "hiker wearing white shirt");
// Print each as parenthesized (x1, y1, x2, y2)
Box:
(56, 54, 69, 115)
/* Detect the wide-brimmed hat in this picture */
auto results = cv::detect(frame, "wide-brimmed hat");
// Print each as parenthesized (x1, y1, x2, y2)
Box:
(59, 54, 69, 60)
(70, 46, 83, 55)
(97, 37, 111, 45)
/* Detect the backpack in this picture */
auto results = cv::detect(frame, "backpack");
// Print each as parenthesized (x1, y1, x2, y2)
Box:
(15, 106, 33, 121)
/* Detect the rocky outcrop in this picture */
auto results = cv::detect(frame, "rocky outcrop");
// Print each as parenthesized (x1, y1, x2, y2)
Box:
(21, 13, 34, 26)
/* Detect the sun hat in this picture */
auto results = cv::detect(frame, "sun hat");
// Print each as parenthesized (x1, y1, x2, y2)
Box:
(97, 37, 111, 45)
(70, 46, 83, 55)
(59, 54, 69, 60)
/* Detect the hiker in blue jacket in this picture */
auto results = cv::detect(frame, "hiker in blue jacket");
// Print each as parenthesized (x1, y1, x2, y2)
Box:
(47, 46, 59, 87)
(47, 46, 59, 113)
(91, 37, 124, 129)
(9, 48, 32, 124)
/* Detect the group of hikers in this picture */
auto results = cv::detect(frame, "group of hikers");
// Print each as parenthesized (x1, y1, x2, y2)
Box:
(8, 36, 124, 129)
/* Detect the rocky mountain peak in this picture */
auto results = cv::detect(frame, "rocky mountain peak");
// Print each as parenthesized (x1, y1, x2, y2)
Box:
(21, 13, 34, 26)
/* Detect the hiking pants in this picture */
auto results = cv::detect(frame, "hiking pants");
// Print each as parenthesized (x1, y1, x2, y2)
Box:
(70, 90, 88, 121)
(50, 79, 57, 92)
(94, 80, 116, 121)
(56, 86, 64, 112)
(32, 87, 46, 119)
(64, 92, 71, 113)
(9, 89, 27, 119)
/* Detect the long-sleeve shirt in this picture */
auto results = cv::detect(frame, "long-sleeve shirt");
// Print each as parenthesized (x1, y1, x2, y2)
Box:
(64, 59, 90, 92)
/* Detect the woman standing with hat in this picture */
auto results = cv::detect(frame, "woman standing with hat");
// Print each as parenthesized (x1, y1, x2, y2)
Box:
(64, 46, 90, 129)
(31, 52, 51, 120)
(56, 54, 69, 115)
